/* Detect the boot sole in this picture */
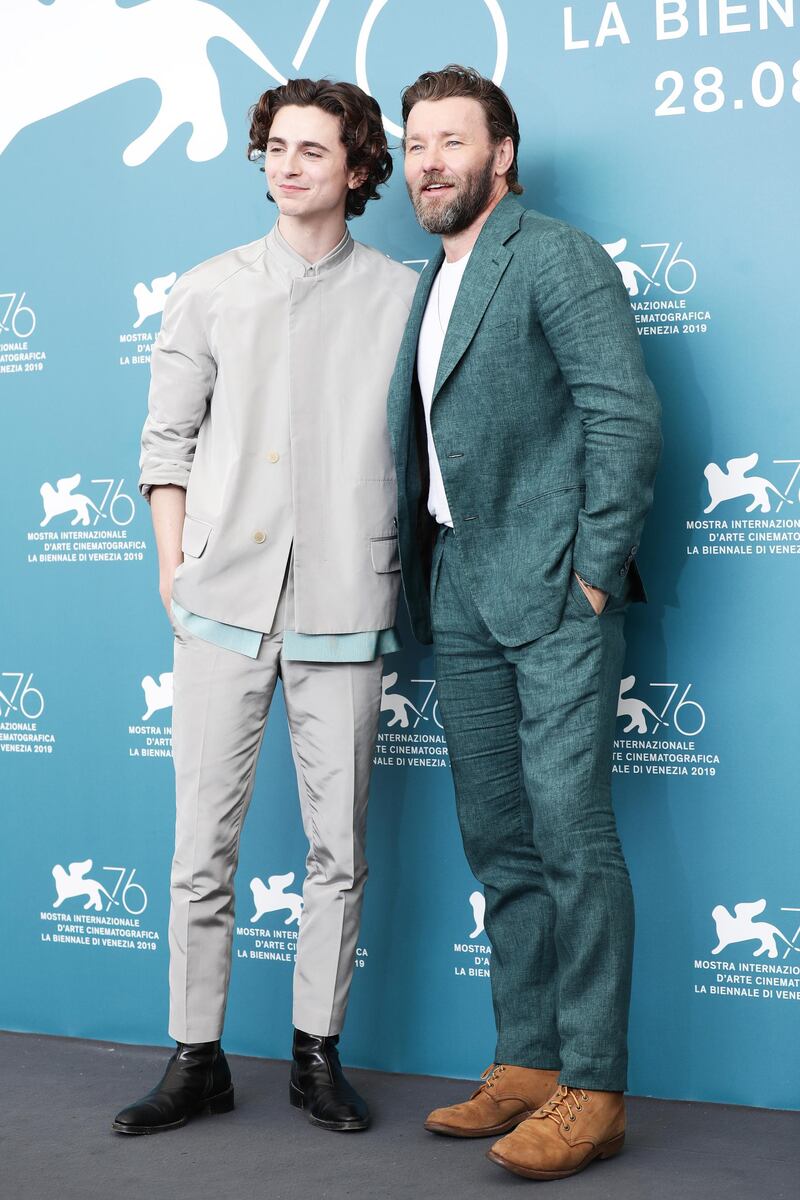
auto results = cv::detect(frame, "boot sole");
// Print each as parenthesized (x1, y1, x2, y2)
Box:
(289, 1081, 370, 1132)
(424, 1110, 532, 1138)
(486, 1131, 625, 1180)
(111, 1086, 235, 1135)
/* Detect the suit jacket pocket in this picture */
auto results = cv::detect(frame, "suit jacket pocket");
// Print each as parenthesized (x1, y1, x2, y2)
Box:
(568, 571, 599, 616)
(480, 315, 518, 337)
(181, 514, 212, 558)
(370, 534, 400, 574)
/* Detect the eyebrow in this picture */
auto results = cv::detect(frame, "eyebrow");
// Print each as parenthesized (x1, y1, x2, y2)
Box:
(405, 131, 467, 141)
(266, 137, 330, 152)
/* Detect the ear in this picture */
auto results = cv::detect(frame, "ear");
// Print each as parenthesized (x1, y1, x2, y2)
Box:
(348, 165, 369, 190)
(495, 135, 514, 180)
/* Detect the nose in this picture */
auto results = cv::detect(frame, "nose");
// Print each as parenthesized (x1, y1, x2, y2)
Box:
(283, 147, 301, 177)
(421, 150, 445, 177)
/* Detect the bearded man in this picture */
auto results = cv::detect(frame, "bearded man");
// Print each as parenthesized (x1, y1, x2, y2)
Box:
(387, 65, 661, 1181)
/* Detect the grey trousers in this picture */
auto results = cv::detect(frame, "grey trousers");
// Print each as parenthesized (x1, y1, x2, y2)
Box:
(167, 582, 383, 1043)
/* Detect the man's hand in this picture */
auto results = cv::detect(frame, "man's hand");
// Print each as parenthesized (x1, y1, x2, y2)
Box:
(575, 572, 609, 615)
(159, 567, 179, 616)
(150, 485, 186, 619)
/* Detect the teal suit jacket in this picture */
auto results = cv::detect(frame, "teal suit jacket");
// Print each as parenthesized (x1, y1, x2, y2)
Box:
(387, 195, 662, 646)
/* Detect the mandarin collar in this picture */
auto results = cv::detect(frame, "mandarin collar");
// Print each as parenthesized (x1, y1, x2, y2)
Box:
(266, 221, 354, 280)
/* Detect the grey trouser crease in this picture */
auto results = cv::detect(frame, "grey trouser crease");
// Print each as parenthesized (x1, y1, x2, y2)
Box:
(167, 576, 383, 1044)
(431, 527, 635, 1092)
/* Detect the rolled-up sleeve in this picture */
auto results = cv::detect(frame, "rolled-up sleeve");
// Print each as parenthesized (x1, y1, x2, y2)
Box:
(138, 274, 217, 499)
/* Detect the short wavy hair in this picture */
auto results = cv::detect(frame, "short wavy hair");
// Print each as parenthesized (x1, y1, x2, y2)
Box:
(248, 78, 392, 219)
(401, 64, 523, 195)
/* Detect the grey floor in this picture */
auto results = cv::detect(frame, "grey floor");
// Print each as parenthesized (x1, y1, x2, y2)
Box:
(2, 1032, 797, 1200)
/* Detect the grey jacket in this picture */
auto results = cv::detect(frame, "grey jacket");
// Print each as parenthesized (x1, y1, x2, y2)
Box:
(139, 225, 418, 634)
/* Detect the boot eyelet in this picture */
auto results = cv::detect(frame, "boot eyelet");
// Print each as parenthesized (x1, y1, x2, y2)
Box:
(576, 1104, 582, 1111)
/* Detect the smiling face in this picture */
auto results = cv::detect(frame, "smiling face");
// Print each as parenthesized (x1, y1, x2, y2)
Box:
(264, 104, 364, 223)
(404, 96, 512, 235)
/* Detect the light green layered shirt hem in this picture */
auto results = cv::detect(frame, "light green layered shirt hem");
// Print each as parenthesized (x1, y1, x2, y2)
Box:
(171, 601, 401, 662)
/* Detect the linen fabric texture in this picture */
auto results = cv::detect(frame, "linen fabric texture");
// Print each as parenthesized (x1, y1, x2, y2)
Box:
(431, 528, 634, 1090)
(388, 195, 662, 1092)
(388, 195, 662, 647)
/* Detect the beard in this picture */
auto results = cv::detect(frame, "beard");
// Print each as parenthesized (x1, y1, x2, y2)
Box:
(408, 154, 497, 235)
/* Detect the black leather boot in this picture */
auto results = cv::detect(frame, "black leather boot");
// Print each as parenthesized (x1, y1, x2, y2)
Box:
(112, 1041, 234, 1134)
(290, 1029, 370, 1131)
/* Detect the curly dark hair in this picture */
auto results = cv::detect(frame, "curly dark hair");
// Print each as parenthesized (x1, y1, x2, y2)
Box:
(401, 65, 523, 195)
(248, 78, 392, 219)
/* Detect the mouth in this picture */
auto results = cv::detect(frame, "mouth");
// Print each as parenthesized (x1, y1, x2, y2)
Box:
(279, 184, 308, 194)
(421, 182, 455, 196)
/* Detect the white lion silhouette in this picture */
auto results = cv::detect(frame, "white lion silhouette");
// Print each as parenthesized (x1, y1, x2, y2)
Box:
(603, 238, 657, 298)
(52, 860, 114, 911)
(468, 890, 486, 939)
(249, 873, 303, 926)
(704, 454, 790, 514)
(141, 672, 173, 721)
(711, 900, 800, 960)
(133, 272, 176, 328)
(40, 475, 101, 527)
(0, 0, 285, 165)
(617, 675, 660, 734)
(381, 672, 423, 729)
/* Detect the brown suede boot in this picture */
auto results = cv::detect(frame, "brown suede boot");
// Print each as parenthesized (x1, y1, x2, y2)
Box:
(486, 1085, 626, 1179)
(424, 1064, 560, 1138)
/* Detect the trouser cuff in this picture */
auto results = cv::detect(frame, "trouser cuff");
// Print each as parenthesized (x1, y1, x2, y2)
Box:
(292, 1003, 343, 1040)
(558, 1058, 628, 1093)
(168, 1021, 224, 1044)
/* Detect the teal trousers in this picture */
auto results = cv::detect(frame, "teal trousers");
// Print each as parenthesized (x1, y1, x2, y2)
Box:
(431, 527, 634, 1092)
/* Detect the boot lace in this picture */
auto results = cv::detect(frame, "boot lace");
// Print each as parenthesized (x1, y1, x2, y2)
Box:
(539, 1085, 589, 1129)
(476, 1063, 507, 1093)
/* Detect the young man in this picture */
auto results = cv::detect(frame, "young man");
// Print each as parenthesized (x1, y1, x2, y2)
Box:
(113, 79, 416, 1136)
(388, 66, 661, 1180)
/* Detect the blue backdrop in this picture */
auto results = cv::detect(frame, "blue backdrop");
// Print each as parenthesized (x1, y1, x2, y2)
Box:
(1, 0, 798, 1111)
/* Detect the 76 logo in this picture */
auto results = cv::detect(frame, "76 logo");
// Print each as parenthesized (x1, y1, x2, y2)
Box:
(52, 860, 148, 915)
(0, 672, 44, 719)
(381, 673, 443, 730)
(0, 291, 36, 337)
(617, 675, 706, 737)
(100, 866, 148, 915)
(603, 238, 697, 297)
(39, 474, 136, 528)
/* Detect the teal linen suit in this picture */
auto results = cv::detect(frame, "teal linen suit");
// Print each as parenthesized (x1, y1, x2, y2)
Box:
(387, 195, 661, 1091)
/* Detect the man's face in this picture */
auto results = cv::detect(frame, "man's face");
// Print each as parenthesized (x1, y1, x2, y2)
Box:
(404, 97, 506, 235)
(265, 105, 360, 221)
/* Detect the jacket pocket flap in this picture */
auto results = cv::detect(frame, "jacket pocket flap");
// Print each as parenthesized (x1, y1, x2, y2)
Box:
(481, 315, 518, 336)
(181, 514, 212, 558)
(370, 535, 400, 574)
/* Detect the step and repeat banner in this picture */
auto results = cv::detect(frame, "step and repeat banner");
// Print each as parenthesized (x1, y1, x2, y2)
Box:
(1, 1, 798, 1111)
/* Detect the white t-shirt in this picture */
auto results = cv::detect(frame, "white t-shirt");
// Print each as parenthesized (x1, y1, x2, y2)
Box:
(416, 251, 472, 527)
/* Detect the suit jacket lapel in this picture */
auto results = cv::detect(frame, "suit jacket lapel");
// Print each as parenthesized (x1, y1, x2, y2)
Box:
(388, 249, 443, 471)
(432, 194, 524, 402)
(396, 249, 443, 389)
